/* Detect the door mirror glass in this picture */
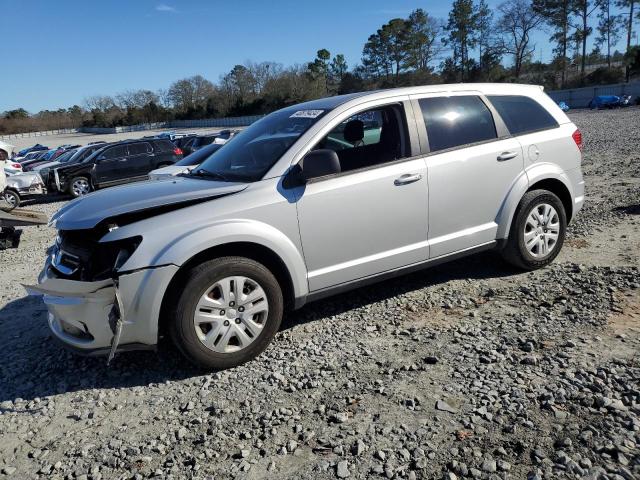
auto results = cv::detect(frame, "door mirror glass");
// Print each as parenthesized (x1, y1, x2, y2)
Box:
(299, 149, 341, 181)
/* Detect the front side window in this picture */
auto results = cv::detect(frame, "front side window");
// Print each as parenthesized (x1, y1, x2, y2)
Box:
(487, 95, 558, 135)
(194, 107, 329, 182)
(419, 96, 497, 152)
(312, 104, 408, 173)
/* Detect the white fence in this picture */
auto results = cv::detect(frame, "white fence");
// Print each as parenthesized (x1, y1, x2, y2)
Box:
(547, 82, 640, 108)
(168, 115, 264, 128)
(0, 128, 77, 141)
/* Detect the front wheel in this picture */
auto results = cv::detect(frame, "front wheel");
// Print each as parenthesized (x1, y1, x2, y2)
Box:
(501, 189, 567, 270)
(170, 256, 284, 369)
(2, 190, 20, 210)
(69, 176, 92, 198)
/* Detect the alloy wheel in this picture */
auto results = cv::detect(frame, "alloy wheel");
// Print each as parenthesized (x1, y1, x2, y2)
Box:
(72, 178, 90, 196)
(523, 203, 560, 258)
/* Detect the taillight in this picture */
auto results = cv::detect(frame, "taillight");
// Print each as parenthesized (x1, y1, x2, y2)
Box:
(11, 163, 21, 169)
(572, 129, 583, 151)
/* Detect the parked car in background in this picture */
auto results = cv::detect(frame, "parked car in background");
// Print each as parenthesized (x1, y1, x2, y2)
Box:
(33, 83, 585, 369)
(53, 138, 183, 197)
(557, 101, 570, 112)
(15, 144, 48, 159)
(588, 95, 622, 109)
(3, 158, 23, 176)
(180, 135, 219, 156)
(149, 142, 224, 180)
(2, 172, 46, 208)
(36, 143, 108, 189)
(14, 149, 48, 163)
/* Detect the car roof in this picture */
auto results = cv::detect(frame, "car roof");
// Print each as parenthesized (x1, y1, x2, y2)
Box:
(286, 83, 545, 112)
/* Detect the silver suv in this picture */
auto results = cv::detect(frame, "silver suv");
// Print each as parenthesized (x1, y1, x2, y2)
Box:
(30, 84, 585, 369)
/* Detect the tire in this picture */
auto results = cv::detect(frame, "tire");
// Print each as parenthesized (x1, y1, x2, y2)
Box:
(68, 176, 92, 198)
(501, 189, 567, 271)
(3, 190, 20, 209)
(170, 256, 284, 370)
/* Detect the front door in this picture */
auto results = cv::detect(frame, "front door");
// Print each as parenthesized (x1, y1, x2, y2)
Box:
(295, 103, 429, 292)
(94, 144, 129, 185)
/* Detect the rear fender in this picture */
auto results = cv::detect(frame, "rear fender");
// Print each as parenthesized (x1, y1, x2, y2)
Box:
(495, 163, 574, 239)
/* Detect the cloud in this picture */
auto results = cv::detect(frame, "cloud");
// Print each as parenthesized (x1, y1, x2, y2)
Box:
(155, 4, 177, 13)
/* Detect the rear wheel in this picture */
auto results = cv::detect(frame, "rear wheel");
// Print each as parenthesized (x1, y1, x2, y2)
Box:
(170, 256, 284, 369)
(69, 176, 91, 198)
(2, 190, 20, 209)
(501, 189, 566, 270)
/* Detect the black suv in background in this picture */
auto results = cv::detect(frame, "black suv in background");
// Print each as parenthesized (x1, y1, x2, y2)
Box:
(53, 139, 183, 197)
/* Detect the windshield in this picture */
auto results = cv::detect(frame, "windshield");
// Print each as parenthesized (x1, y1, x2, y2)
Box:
(175, 143, 222, 166)
(193, 107, 328, 182)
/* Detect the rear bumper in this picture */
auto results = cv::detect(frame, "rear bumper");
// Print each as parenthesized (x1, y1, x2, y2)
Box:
(26, 258, 179, 354)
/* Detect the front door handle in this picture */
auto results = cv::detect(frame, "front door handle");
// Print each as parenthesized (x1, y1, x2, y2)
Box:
(497, 151, 518, 161)
(394, 173, 422, 186)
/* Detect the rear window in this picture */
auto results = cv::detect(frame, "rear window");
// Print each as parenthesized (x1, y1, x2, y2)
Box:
(419, 96, 497, 152)
(487, 95, 558, 135)
(128, 142, 153, 155)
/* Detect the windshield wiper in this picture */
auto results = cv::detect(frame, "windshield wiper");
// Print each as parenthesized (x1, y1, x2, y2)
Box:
(190, 169, 230, 182)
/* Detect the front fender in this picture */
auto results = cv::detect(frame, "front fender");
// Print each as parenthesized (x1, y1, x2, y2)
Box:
(495, 163, 574, 239)
(105, 218, 309, 300)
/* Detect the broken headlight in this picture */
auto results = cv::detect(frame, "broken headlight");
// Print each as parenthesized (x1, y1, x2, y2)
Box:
(51, 231, 141, 281)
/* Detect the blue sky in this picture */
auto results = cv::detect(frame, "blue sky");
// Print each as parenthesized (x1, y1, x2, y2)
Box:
(0, 0, 633, 112)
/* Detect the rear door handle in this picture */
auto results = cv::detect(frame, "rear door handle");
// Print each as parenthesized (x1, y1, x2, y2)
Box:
(497, 151, 518, 161)
(394, 173, 422, 186)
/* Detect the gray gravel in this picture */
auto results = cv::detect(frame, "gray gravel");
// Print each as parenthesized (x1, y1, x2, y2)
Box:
(0, 108, 639, 479)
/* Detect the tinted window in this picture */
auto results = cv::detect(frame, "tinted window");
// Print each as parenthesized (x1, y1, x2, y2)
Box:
(100, 145, 127, 160)
(419, 96, 497, 152)
(153, 139, 175, 152)
(487, 95, 558, 135)
(197, 137, 216, 147)
(128, 142, 152, 155)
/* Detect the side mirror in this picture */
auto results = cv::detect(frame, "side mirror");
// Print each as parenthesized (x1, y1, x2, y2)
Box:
(299, 149, 341, 181)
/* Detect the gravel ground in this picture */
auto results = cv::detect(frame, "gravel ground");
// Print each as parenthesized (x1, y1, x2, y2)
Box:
(0, 108, 639, 479)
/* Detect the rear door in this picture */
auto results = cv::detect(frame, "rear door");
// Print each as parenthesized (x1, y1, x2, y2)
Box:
(126, 142, 154, 178)
(411, 92, 524, 258)
(94, 145, 129, 185)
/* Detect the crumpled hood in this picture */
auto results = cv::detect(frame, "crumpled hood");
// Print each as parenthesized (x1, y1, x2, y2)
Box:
(51, 177, 248, 230)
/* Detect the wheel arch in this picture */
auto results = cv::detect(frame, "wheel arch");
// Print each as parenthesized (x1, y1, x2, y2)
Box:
(157, 241, 297, 342)
(496, 166, 575, 239)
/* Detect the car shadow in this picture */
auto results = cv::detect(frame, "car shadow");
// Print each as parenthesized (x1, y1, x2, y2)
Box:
(0, 251, 519, 404)
(281, 250, 519, 330)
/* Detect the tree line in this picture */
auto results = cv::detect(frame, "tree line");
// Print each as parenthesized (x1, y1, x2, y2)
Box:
(2, 0, 639, 135)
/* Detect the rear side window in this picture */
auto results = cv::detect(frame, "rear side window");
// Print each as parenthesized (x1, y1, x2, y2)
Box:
(100, 145, 127, 160)
(128, 142, 153, 155)
(198, 137, 215, 147)
(487, 95, 558, 135)
(153, 139, 175, 152)
(419, 96, 497, 152)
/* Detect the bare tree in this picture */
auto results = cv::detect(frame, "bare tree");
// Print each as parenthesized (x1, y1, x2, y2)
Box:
(497, 0, 544, 78)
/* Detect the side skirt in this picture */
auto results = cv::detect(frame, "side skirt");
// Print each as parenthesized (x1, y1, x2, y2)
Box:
(298, 241, 497, 308)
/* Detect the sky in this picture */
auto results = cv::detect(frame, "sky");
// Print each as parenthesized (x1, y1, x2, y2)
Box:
(0, 0, 634, 113)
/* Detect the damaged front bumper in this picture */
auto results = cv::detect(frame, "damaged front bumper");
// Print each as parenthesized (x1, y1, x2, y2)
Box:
(26, 257, 179, 358)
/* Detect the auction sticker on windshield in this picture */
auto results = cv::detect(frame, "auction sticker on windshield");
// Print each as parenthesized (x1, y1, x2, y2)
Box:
(290, 110, 324, 118)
